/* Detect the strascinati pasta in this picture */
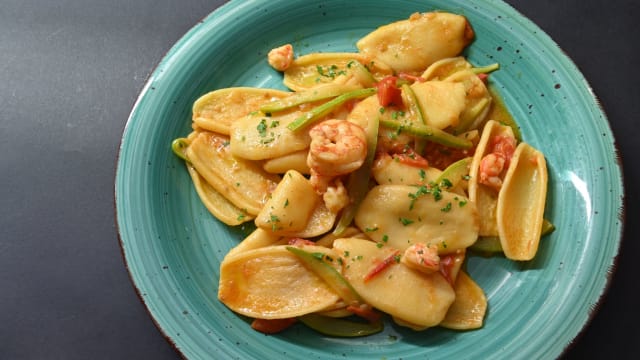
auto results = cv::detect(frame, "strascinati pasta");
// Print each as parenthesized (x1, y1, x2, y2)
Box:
(171, 11, 551, 337)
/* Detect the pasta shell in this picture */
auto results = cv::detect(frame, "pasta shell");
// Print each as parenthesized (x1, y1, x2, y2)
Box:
(283, 52, 392, 91)
(356, 12, 474, 74)
(255, 170, 336, 238)
(439, 270, 487, 330)
(262, 150, 310, 174)
(192, 87, 289, 135)
(186, 131, 280, 215)
(497, 142, 548, 260)
(372, 152, 442, 186)
(186, 165, 253, 226)
(354, 184, 479, 254)
(421, 56, 472, 81)
(224, 228, 284, 260)
(445, 69, 493, 132)
(229, 109, 312, 161)
(411, 80, 467, 129)
(218, 245, 340, 319)
(468, 120, 515, 236)
(333, 238, 455, 329)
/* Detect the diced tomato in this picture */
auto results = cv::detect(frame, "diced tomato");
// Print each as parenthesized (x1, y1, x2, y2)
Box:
(423, 141, 476, 170)
(477, 73, 489, 83)
(376, 76, 403, 107)
(251, 318, 297, 334)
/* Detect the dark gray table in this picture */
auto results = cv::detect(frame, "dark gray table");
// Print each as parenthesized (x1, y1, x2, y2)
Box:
(2, 0, 637, 358)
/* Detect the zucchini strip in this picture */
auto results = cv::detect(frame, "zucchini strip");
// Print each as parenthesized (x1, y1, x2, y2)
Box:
(380, 119, 473, 149)
(287, 88, 376, 131)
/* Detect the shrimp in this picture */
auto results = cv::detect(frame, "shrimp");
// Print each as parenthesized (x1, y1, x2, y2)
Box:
(401, 243, 440, 274)
(479, 153, 506, 190)
(478, 134, 516, 191)
(267, 44, 294, 71)
(307, 119, 367, 192)
(322, 179, 350, 213)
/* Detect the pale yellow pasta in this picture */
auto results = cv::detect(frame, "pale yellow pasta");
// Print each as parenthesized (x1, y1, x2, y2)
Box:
(283, 52, 392, 91)
(354, 184, 479, 254)
(411, 80, 467, 129)
(218, 245, 340, 319)
(229, 109, 312, 160)
(193, 87, 289, 135)
(333, 238, 455, 329)
(371, 153, 442, 185)
(224, 228, 284, 259)
(497, 143, 548, 260)
(439, 270, 487, 330)
(255, 170, 318, 234)
(357, 12, 474, 73)
(421, 56, 472, 81)
(468, 120, 517, 236)
(262, 150, 310, 174)
(186, 131, 280, 215)
(186, 165, 253, 226)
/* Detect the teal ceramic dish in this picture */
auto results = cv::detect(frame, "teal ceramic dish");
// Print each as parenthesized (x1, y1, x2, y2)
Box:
(115, 0, 624, 358)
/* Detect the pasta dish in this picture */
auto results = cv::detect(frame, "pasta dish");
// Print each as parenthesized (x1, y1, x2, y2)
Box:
(171, 11, 550, 337)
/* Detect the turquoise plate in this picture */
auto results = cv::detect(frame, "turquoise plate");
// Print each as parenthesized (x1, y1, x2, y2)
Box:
(115, 0, 624, 358)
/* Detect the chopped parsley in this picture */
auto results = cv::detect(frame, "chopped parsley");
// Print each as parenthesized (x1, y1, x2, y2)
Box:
(257, 119, 268, 137)
(316, 64, 346, 79)
(268, 214, 281, 231)
(399, 217, 414, 226)
(439, 178, 453, 189)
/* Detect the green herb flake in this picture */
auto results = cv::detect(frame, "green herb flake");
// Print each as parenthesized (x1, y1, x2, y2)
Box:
(269, 214, 281, 231)
(441, 202, 452, 212)
(257, 119, 268, 137)
(408, 185, 430, 210)
(440, 178, 453, 189)
(399, 217, 414, 226)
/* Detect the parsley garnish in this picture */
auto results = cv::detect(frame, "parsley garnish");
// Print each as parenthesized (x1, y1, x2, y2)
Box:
(399, 217, 414, 226)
